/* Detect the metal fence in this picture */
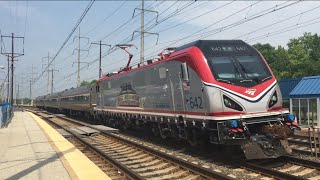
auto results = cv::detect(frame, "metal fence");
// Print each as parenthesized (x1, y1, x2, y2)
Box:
(0, 103, 13, 128)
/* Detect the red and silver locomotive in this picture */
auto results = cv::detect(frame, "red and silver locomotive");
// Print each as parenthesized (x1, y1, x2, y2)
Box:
(35, 40, 299, 159)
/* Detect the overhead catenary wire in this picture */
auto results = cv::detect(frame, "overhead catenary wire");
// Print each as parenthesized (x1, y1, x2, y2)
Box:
(83, 0, 128, 37)
(129, 1, 196, 43)
(106, 1, 195, 57)
(198, 1, 301, 39)
(234, 5, 320, 40)
(49, 1, 172, 82)
(139, 0, 301, 62)
(47, 1, 296, 89)
(78, 1, 191, 66)
(246, 16, 320, 42)
(23, 1, 29, 38)
(30, 1, 268, 92)
(0, 29, 8, 54)
(35, 0, 95, 82)
(32, 1, 312, 97)
(42, 2, 163, 86)
(43, 1, 161, 79)
(156, 1, 234, 33)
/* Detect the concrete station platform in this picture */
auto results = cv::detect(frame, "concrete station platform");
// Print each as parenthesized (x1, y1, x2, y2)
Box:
(0, 111, 110, 180)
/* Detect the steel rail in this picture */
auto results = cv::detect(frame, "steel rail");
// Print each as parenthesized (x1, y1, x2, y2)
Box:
(282, 155, 320, 170)
(31, 109, 233, 180)
(34, 111, 142, 180)
(239, 162, 304, 180)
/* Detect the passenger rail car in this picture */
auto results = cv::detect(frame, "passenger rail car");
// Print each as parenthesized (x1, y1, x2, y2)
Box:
(35, 40, 300, 159)
(59, 87, 91, 115)
(34, 95, 47, 109)
(44, 92, 60, 112)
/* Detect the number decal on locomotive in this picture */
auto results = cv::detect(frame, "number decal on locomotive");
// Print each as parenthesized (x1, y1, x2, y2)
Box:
(187, 97, 203, 109)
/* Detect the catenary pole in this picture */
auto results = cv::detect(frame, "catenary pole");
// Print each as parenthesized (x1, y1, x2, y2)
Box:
(140, 0, 144, 65)
(90, 41, 111, 78)
(7, 55, 9, 102)
(11, 33, 14, 105)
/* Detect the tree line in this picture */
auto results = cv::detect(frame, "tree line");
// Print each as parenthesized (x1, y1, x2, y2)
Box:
(80, 80, 97, 87)
(253, 33, 320, 81)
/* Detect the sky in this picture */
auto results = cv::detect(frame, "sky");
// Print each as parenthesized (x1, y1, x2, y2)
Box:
(0, 1, 319, 99)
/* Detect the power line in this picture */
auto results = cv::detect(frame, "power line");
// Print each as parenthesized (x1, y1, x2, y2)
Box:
(36, 1, 274, 89)
(199, 1, 301, 39)
(35, 0, 95, 82)
(234, 5, 320, 40)
(157, 1, 234, 33)
(33, 1, 310, 96)
(247, 16, 320, 42)
(38, 1, 159, 81)
(47, 1, 168, 84)
(83, 0, 128, 36)
(46, 1, 247, 88)
(23, 0, 29, 38)
(140, 1, 300, 62)
(152, 1, 263, 46)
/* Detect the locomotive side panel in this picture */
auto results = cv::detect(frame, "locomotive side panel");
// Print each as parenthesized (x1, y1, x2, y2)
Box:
(97, 58, 209, 116)
(98, 62, 173, 111)
(176, 58, 210, 115)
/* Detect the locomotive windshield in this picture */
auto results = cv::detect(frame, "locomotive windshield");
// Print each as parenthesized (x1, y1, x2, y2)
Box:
(208, 55, 272, 87)
(175, 40, 273, 87)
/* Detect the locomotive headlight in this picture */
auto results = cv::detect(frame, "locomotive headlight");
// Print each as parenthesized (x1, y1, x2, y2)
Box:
(268, 91, 278, 108)
(223, 95, 243, 111)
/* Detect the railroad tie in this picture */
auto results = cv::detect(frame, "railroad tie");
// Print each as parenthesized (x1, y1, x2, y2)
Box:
(279, 165, 301, 172)
(292, 168, 316, 176)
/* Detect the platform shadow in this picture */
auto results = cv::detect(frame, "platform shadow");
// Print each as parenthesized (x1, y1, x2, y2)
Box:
(5, 146, 77, 180)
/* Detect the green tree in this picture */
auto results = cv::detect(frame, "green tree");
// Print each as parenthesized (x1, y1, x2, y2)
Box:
(90, 80, 97, 85)
(287, 33, 320, 77)
(253, 33, 320, 81)
(80, 81, 90, 87)
(80, 80, 97, 87)
(253, 43, 290, 80)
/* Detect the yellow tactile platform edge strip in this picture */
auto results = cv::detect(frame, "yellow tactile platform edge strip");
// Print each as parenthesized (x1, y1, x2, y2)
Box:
(28, 112, 111, 180)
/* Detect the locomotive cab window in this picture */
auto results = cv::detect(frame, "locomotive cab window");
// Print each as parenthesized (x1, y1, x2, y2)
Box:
(180, 62, 189, 82)
(208, 55, 271, 87)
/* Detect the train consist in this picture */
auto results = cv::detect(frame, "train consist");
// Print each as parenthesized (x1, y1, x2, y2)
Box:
(34, 40, 300, 159)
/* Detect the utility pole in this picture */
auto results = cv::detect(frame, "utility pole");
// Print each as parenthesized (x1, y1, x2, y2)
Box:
(11, 33, 14, 105)
(27, 66, 36, 100)
(132, 1, 159, 65)
(90, 41, 111, 78)
(73, 27, 89, 87)
(77, 28, 80, 87)
(1, 33, 24, 106)
(42, 53, 52, 94)
(17, 82, 19, 105)
(29, 80, 31, 100)
(7, 55, 9, 102)
(30, 65, 36, 100)
(48, 69, 59, 94)
(14, 73, 25, 105)
(140, 0, 144, 65)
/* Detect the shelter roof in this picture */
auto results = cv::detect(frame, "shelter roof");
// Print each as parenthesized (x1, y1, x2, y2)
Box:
(290, 76, 320, 98)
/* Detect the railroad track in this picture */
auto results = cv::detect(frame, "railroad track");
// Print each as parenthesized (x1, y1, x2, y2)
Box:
(34, 111, 129, 179)
(30, 110, 233, 180)
(288, 135, 320, 156)
(29, 109, 320, 180)
(238, 155, 320, 180)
